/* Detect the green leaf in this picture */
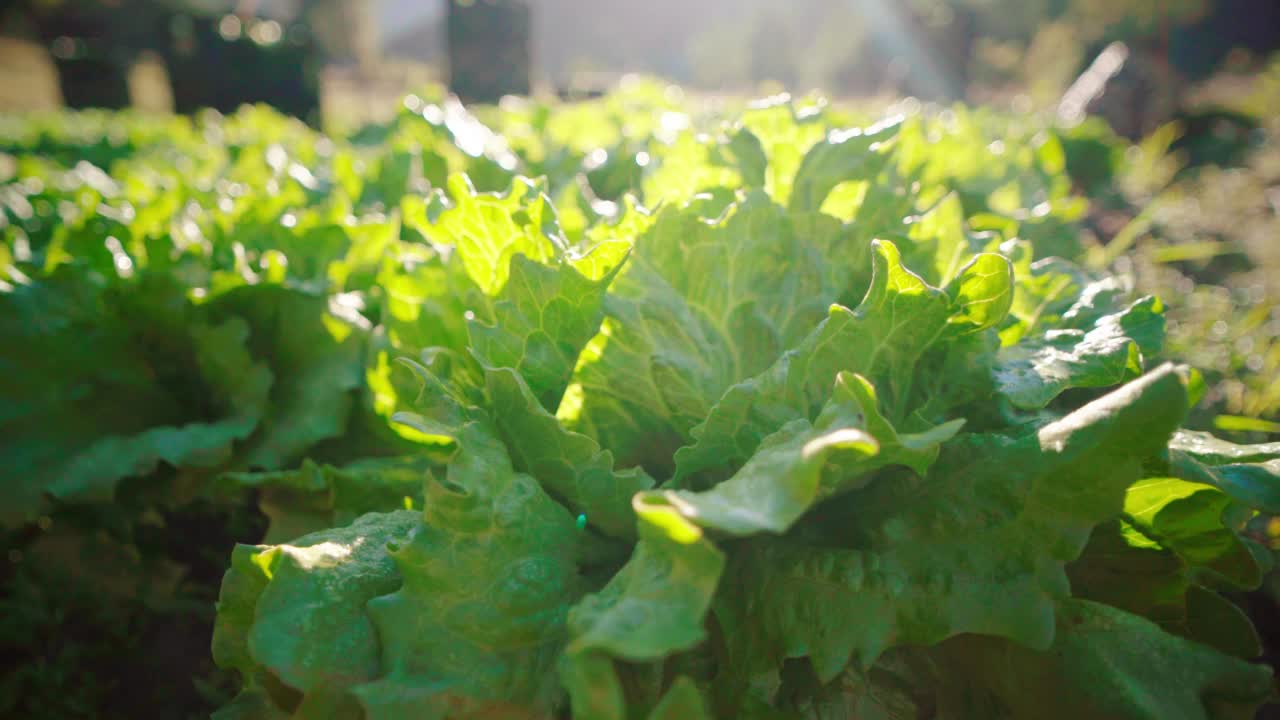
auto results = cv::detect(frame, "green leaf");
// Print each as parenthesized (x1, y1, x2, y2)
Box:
(353, 479, 579, 718)
(647, 677, 710, 720)
(1183, 586, 1264, 661)
(1213, 415, 1280, 434)
(328, 219, 401, 293)
(34, 87, 1276, 720)
(234, 335, 588, 720)
(194, 317, 277, 422)
(738, 99, 829, 206)
(210, 511, 422, 716)
(642, 131, 744, 207)
(790, 210, 873, 308)
(211, 545, 279, 680)
(900, 193, 981, 286)
(0, 271, 270, 523)
(657, 414, 877, 538)
(652, 373, 960, 536)
(931, 600, 1273, 719)
(721, 127, 768, 189)
(560, 651, 626, 720)
(375, 241, 475, 357)
(1159, 430, 1280, 513)
(1067, 520, 1191, 632)
(485, 366, 654, 539)
(1069, 518, 1264, 661)
(570, 193, 848, 471)
(582, 195, 656, 260)
(469, 252, 620, 411)
(356, 362, 583, 718)
(997, 250, 1149, 350)
(209, 285, 368, 471)
(674, 241, 1007, 488)
(718, 365, 1188, 680)
(566, 500, 724, 662)
(560, 652, 681, 720)
(220, 456, 431, 544)
(1068, 471, 1267, 659)
(944, 252, 1016, 334)
(994, 295, 1165, 410)
(1123, 478, 1262, 590)
(788, 118, 900, 214)
(425, 174, 566, 296)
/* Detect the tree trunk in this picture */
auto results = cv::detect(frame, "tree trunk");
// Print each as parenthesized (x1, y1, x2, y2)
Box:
(161, 13, 321, 124)
(447, 0, 531, 104)
(40, 11, 132, 109)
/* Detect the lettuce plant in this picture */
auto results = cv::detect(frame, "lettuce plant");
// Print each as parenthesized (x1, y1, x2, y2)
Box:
(210, 117, 1280, 719)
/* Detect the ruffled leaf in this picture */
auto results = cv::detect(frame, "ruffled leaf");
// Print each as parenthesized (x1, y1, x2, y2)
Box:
(652, 372, 960, 536)
(930, 600, 1272, 719)
(210, 511, 422, 717)
(485, 366, 654, 539)
(220, 456, 431, 544)
(209, 284, 368, 471)
(355, 361, 583, 718)
(469, 252, 621, 412)
(994, 295, 1165, 410)
(675, 241, 1008, 488)
(788, 118, 900, 214)
(566, 500, 724, 661)
(0, 271, 271, 523)
(717, 365, 1188, 682)
(424, 174, 566, 296)
(1158, 430, 1280, 513)
(570, 193, 849, 471)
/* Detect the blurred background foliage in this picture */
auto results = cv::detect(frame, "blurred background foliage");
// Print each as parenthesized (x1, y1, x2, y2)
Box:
(1, 1, 1278, 117)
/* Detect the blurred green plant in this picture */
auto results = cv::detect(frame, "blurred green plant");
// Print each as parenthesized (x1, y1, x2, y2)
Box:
(1082, 55, 1280, 435)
